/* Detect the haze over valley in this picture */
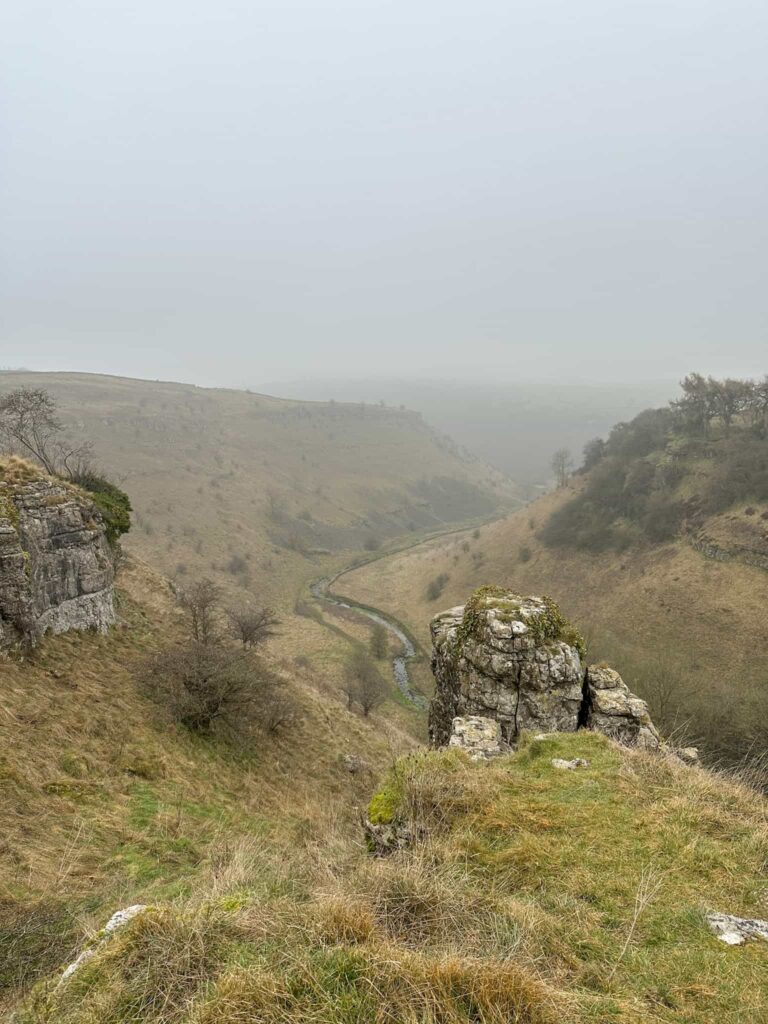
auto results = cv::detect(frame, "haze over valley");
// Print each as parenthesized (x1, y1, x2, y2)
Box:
(2, 0, 768, 1019)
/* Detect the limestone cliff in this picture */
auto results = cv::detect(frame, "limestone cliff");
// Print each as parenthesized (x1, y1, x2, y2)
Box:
(429, 586, 659, 750)
(0, 459, 116, 647)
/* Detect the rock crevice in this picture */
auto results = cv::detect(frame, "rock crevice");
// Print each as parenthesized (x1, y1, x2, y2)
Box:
(429, 588, 660, 751)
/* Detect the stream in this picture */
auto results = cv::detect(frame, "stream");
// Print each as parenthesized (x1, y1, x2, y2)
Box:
(309, 575, 426, 709)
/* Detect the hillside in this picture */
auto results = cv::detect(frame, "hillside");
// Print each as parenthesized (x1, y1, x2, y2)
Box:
(0, 551, 424, 1015)
(0, 372, 517, 609)
(269, 376, 676, 488)
(340, 382, 768, 765)
(13, 731, 768, 1023)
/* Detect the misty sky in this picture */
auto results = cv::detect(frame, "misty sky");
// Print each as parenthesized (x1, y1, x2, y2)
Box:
(2, 0, 766, 388)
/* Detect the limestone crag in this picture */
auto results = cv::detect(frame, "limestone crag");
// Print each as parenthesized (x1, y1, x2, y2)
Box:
(584, 666, 660, 749)
(430, 588, 659, 750)
(0, 472, 116, 647)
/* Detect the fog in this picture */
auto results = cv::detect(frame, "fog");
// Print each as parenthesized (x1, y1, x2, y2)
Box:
(2, 0, 766, 387)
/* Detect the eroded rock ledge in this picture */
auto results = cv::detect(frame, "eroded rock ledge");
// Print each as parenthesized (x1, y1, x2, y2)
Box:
(0, 464, 116, 648)
(429, 586, 660, 751)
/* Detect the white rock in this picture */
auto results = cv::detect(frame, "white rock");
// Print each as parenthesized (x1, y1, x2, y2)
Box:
(448, 715, 506, 761)
(551, 758, 590, 770)
(58, 905, 147, 987)
(706, 911, 768, 945)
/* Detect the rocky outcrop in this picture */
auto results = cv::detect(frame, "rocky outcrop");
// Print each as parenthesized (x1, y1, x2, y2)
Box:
(429, 587, 660, 750)
(0, 468, 115, 648)
(583, 666, 660, 749)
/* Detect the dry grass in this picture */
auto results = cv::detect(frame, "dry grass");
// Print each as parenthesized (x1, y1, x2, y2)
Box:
(18, 733, 767, 1023)
(341, 485, 768, 762)
(0, 555, 421, 1015)
(0, 454, 44, 486)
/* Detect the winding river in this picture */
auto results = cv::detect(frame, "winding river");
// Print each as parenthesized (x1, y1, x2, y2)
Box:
(309, 574, 426, 709)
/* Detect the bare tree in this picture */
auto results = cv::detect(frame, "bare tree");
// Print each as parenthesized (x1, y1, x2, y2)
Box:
(142, 643, 278, 733)
(343, 648, 386, 717)
(369, 621, 389, 659)
(0, 386, 92, 477)
(550, 448, 573, 488)
(227, 605, 280, 649)
(177, 577, 222, 645)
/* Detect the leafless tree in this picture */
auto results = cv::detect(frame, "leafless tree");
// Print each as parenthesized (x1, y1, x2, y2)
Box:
(142, 643, 278, 733)
(0, 386, 92, 477)
(369, 622, 389, 659)
(227, 605, 280, 649)
(177, 577, 222, 645)
(343, 648, 386, 717)
(550, 447, 573, 488)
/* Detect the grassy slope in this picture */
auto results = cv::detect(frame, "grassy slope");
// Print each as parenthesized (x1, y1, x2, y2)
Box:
(16, 734, 768, 1024)
(0, 371, 517, 609)
(0, 556, 424, 1013)
(340, 483, 768, 756)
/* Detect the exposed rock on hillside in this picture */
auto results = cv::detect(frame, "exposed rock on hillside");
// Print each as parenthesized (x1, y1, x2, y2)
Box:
(448, 715, 508, 760)
(430, 586, 659, 749)
(0, 462, 115, 647)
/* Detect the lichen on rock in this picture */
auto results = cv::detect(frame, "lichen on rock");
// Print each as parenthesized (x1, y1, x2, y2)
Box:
(429, 586, 660, 751)
(0, 463, 116, 648)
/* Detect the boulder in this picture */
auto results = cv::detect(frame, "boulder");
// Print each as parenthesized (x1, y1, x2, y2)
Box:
(706, 911, 768, 945)
(552, 758, 590, 770)
(429, 590, 584, 747)
(59, 905, 147, 986)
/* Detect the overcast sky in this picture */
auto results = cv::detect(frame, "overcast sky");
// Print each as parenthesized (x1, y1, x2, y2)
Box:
(1, 0, 766, 388)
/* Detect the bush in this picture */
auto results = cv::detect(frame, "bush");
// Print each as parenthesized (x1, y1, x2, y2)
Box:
(425, 573, 450, 601)
(343, 649, 387, 716)
(73, 471, 132, 544)
(142, 643, 280, 734)
(369, 622, 389, 659)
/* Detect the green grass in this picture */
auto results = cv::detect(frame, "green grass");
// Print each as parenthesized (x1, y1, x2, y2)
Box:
(19, 733, 767, 1023)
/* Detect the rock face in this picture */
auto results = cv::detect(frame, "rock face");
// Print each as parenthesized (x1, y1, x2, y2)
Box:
(448, 715, 507, 761)
(0, 472, 116, 648)
(429, 587, 659, 750)
(583, 666, 660, 749)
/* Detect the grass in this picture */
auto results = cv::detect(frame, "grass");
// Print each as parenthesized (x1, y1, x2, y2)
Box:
(0, 555, 422, 1015)
(15, 733, 767, 1023)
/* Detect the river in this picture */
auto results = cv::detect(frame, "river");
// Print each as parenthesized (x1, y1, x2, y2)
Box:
(309, 575, 426, 709)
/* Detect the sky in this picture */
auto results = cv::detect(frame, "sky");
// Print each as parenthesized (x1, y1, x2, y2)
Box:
(1, 0, 766, 388)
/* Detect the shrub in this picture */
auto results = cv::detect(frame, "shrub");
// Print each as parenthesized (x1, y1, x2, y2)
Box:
(142, 643, 280, 734)
(369, 622, 389, 659)
(343, 649, 387, 716)
(425, 573, 450, 601)
(73, 471, 132, 545)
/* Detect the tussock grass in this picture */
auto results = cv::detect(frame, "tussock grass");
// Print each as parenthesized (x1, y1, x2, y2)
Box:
(16, 733, 767, 1023)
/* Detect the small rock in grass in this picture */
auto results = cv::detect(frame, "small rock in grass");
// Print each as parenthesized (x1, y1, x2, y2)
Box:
(551, 758, 590, 770)
(706, 911, 768, 945)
